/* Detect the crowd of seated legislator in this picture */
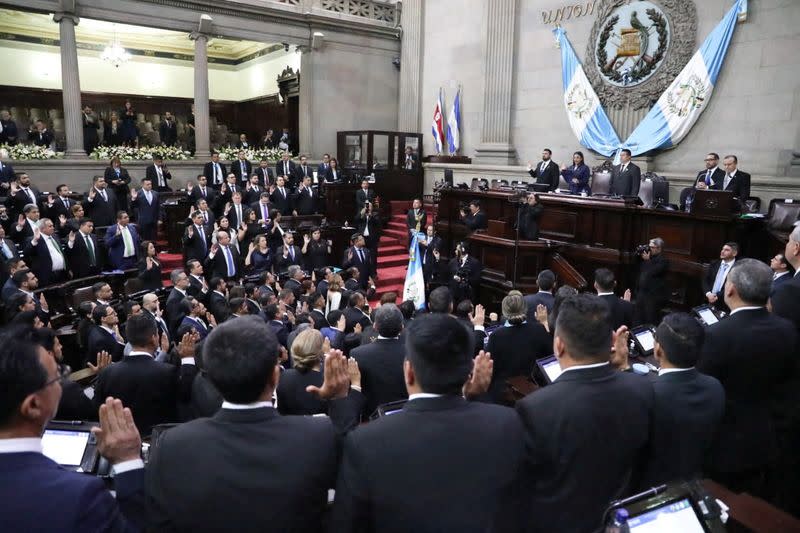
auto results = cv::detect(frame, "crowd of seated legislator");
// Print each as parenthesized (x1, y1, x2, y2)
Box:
(0, 137, 799, 530)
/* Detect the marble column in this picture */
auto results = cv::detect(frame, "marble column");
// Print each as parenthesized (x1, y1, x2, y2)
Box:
(397, 0, 423, 132)
(190, 32, 211, 158)
(53, 11, 84, 158)
(473, 0, 518, 165)
(298, 46, 313, 157)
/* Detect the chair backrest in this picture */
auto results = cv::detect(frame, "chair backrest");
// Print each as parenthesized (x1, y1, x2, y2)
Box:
(558, 175, 569, 190)
(470, 178, 488, 191)
(767, 199, 800, 231)
(638, 179, 654, 207)
(123, 278, 144, 296)
(591, 170, 612, 195)
(72, 286, 95, 310)
(490, 179, 508, 189)
(742, 197, 761, 214)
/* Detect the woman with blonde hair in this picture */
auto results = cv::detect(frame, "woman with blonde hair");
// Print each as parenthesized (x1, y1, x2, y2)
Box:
(324, 273, 347, 314)
(276, 328, 326, 415)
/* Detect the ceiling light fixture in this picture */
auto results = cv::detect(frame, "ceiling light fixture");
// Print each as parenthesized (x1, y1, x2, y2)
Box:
(101, 24, 131, 68)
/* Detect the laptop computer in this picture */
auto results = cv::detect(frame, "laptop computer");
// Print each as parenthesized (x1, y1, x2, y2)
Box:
(692, 304, 724, 326)
(630, 325, 657, 357)
(535, 355, 563, 385)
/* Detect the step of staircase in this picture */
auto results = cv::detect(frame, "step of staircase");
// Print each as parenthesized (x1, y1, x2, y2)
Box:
(382, 228, 407, 241)
(377, 253, 408, 268)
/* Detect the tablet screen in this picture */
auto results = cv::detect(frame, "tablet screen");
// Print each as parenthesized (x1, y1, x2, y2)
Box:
(542, 358, 563, 383)
(635, 330, 655, 353)
(697, 308, 718, 325)
(627, 498, 705, 533)
(42, 430, 89, 466)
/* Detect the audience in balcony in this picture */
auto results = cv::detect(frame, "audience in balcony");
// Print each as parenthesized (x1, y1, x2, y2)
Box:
(120, 100, 138, 147)
(0, 110, 19, 145)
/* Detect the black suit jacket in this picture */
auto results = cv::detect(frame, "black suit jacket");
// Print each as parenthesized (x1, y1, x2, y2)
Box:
(189, 185, 217, 207)
(145, 164, 172, 190)
(94, 354, 197, 436)
(208, 291, 229, 324)
(83, 188, 118, 227)
(610, 162, 642, 196)
(350, 337, 406, 417)
(515, 364, 654, 533)
(86, 326, 125, 365)
(7, 187, 41, 219)
(697, 308, 797, 473)
(146, 400, 360, 532)
(406, 208, 427, 233)
(519, 203, 543, 240)
(206, 245, 241, 280)
(702, 259, 736, 311)
(0, 237, 18, 285)
(183, 224, 211, 263)
(528, 160, 560, 191)
(104, 166, 132, 196)
(275, 244, 303, 272)
(523, 292, 554, 324)
(275, 160, 297, 181)
(164, 288, 188, 338)
(598, 293, 635, 331)
(341, 246, 375, 286)
(771, 273, 800, 332)
(343, 306, 372, 335)
(310, 308, 330, 329)
(159, 120, 178, 146)
(46, 196, 76, 223)
(23, 236, 66, 287)
(203, 161, 227, 187)
(231, 159, 253, 183)
(419, 235, 442, 283)
(721, 170, 751, 199)
(293, 186, 317, 215)
(65, 232, 103, 278)
(695, 168, 726, 189)
(131, 190, 160, 226)
(276, 369, 325, 416)
(269, 187, 293, 215)
(292, 163, 313, 185)
(254, 166, 274, 187)
(486, 322, 552, 403)
(464, 211, 488, 231)
(331, 396, 525, 532)
(641, 369, 725, 487)
(355, 188, 376, 208)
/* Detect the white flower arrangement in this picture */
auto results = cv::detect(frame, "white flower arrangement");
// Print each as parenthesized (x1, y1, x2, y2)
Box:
(89, 145, 193, 161)
(0, 143, 63, 160)
(217, 146, 285, 162)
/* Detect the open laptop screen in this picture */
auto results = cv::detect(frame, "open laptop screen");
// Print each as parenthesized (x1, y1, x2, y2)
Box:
(42, 429, 90, 466)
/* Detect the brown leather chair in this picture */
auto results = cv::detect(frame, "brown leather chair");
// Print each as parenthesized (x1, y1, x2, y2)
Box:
(123, 277, 143, 296)
(638, 179, 654, 208)
(766, 199, 800, 242)
(71, 286, 95, 310)
(590, 170, 612, 195)
(490, 179, 509, 189)
(470, 178, 488, 191)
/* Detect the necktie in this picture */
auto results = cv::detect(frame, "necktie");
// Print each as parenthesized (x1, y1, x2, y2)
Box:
(540, 161, 546, 173)
(145, 191, 152, 204)
(197, 225, 207, 252)
(112, 331, 122, 343)
(364, 217, 370, 237)
(115, 168, 120, 178)
(215, 164, 221, 184)
(358, 248, 365, 263)
(308, 188, 312, 198)
(157, 166, 164, 186)
(284, 162, 288, 176)
(201, 187, 206, 198)
(280, 187, 285, 198)
(712, 262, 730, 294)
(0, 240, 11, 259)
(84, 234, 96, 266)
(241, 162, 246, 176)
(101, 189, 107, 202)
(622, 164, 628, 173)
(289, 247, 295, 261)
(725, 174, 733, 190)
(122, 226, 135, 257)
(253, 186, 259, 193)
(49, 236, 63, 258)
(203, 211, 208, 224)
(262, 204, 268, 222)
(224, 246, 235, 277)
(63, 198, 69, 209)
(302, 165, 307, 176)
(236, 205, 242, 224)
(23, 188, 35, 204)
(705, 170, 712, 185)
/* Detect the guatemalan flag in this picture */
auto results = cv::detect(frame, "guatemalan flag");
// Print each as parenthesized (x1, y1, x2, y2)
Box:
(623, 0, 747, 154)
(431, 88, 446, 154)
(553, 26, 621, 157)
(403, 233, 426, 309)
(446, 87, 461, 154)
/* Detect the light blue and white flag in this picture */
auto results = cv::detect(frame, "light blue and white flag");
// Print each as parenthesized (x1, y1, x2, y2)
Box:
(623, 0, 746, 154)
(446, 87, 461, 154)
(553, 26, 621, 157)
(403, 233, 426, 310)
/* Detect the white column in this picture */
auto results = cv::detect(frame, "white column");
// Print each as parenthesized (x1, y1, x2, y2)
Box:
(190, 32, 211, 158)
(473, 0, 518, 165)
(397, 0, 423, 132)
(298, 46, 313, 157)
(53, 11, 84, 158)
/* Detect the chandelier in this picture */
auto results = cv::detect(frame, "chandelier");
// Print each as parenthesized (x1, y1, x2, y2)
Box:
(101, 26, 130, 68)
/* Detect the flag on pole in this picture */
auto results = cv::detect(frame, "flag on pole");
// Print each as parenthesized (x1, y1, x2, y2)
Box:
(431, 88, 445, 154)
(623, 0, 746, 154)
(446, 87, 461, 155)
(403, 233, 426, 310)
(553, 26, 621, 157)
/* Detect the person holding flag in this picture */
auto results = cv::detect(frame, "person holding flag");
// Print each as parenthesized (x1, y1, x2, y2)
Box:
(403, 230, 427, 310)
(431, 88, 446, 155)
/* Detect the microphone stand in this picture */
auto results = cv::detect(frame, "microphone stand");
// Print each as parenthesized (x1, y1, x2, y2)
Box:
(509, 193, 525, 289)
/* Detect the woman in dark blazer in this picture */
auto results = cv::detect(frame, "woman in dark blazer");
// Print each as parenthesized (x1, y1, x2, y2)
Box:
(276, 328, 326, 415)
(244, 234, 273, 275)
(104, 112, 124, 146)
(560, 150, 591, 195)
(302, 227, 331, 271)
(104, 156, 132, 212)
(137, 240, 163, 290)
(120, 100, 138, 147)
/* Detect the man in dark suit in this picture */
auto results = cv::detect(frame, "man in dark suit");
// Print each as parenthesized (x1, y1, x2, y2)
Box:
(83, 176, 118, 227)
(772, 226, 800, 332)
(0, 110, 18, 145)
(594, 268, 634, 331)
(6, 173, 41, 220)
(81, 105, 100, 155)
(104, 211, 140, 270)
(524, 269, 555, 323)
(94, 314, 197, 436)
(343, 291, 372, 333)
(406, 198, 427, 239)
(206, 277, 229, 325)
(317, 153, 331, 176)
(293, 176, 317, 215)
(144, 156, 171, 192)
(527, 148, 560, 191)
(694, 152, 726, 191)
(205, 230, 241, 281)
(461, 199, 488, 231)
(145, 316, 361, 532)
(9, 203, 39, 245)
(636, 237, 669, 325)
(203, 152, 227, 190)
(86, 305, 126, 364)
(0, 149, 15, 196)
(255, 158, 274, 187)
(274, 231, 302, 272)
(291, 154, 313, 187)
(45, 184, 76, 224)
(164, 269, 190, 338)
(516, 294, 654, 533)
(355, 179, 376, 212)
(130, 178, 160, 241)
(159, 111, 178, 146)
(183, 211, 211, 263)
(186, 259, 209, 303)
(0, 225, 19, 286)
(697, 259, 797, 497)
(331, 313, 522, 532)
(341, 233, 376, 290)
(703, 242, 738, 312)
(355, 201, 381, 265)
(230, 151, 252, 184)
(418, 225, 442, 284)
(609, 148, 641, 196)
(770, 252, 793, 292)
(269, 176, 293, 215)
(244, 175, 266, 205)
(177, 297, 213, 339)
(640, 312, 725, 487)
(27, 120, 53, 147)
(0, 330, 144, 532)
(65, 218, 102, 278)
(188, 174, 216, 206)
(448, 241, 481, 304)
(345, 304, 408, 416)
(275, 152, 296, 188)
(23, 218, 68, 287)
(720, 154, 751, 201)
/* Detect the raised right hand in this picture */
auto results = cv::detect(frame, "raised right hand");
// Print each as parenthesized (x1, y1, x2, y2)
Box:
(186, 225, 194, 238)
(91, 398, 142, 465)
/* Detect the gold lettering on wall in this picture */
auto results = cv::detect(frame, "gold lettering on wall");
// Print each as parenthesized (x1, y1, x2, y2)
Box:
(542, 1, 595, 24)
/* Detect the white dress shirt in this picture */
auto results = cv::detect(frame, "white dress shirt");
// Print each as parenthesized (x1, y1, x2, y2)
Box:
(658, 367, 695, 377)
(222, 401, 273, 410)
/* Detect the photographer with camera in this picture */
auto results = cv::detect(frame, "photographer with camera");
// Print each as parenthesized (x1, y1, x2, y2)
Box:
(460, 200, 487, 232)
(518, 192, 543, 241)
(448, 241, 482, 304)
(635, 237, 670, 325)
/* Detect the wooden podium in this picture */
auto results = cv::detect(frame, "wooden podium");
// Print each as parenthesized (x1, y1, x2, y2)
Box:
(692, 189, 735, 217)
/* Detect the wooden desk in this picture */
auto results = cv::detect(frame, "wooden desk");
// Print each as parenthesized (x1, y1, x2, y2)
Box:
(704, 480, 800, 533)
(437, 189, 767, 308)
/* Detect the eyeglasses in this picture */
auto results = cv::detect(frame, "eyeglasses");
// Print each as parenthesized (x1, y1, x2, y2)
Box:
(703, 158, 716, 162)
(38, 375, 61, 392)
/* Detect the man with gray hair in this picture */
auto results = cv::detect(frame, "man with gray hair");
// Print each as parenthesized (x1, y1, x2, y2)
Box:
(350, 303, 407, 417)
(697, 258, 797, 497)
(165, 269, 191, 337)
(635, 237, 669, 325)
(207, 230, 241, 281)
(284, 264, 304, 301)
(24, 218, 67, 286)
